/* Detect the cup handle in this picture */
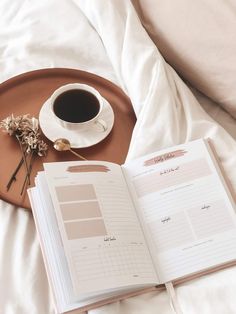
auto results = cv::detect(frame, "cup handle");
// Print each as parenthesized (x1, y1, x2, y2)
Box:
(94, 119, 107, 132)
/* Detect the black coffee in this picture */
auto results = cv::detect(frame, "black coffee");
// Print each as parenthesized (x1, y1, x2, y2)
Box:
(53, 89, 100, 123)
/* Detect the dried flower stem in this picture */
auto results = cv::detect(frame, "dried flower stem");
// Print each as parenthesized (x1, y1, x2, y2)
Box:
(16, 134, 31, 186)
(6, 145, 29, 191)
(6, 157, 24, 191)
(20, 152, 34, 196)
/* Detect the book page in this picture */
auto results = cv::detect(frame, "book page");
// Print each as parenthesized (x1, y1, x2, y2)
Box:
(43, 161, 158, 296)
(123, 139, 236, 283)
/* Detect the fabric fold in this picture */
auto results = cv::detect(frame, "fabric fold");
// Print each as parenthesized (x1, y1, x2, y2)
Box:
(75, 0, 236, 194)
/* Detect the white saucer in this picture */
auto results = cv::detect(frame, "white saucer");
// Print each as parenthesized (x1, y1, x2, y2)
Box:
(39, 97, 114, 148)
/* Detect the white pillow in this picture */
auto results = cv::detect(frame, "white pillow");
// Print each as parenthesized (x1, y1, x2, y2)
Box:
(132, 0, 236, 118)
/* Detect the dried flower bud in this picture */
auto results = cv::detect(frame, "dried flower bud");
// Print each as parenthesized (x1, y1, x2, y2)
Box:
(0, 114, 48, 156)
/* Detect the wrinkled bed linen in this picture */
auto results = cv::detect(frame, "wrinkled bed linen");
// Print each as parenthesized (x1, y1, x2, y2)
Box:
(1, 1, 236, 314)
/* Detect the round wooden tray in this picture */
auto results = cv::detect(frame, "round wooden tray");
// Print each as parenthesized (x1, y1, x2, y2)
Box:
(0, 68, 136, 210)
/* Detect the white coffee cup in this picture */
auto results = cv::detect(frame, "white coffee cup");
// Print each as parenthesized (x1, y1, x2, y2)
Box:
(50, 83, 107, 132)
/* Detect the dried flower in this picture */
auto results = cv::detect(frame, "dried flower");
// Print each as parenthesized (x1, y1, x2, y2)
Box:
(0, 114, 32, 136)
(0, 114, 48, 194)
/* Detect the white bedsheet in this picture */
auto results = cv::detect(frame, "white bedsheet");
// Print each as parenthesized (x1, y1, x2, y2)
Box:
(1, 1, 236, 313)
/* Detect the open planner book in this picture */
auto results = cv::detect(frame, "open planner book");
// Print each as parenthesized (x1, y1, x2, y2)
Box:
(28, 138, 236, 313)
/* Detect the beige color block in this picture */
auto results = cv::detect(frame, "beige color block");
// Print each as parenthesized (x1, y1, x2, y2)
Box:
(55, 184, 96, 202)
(60, 201, 101, 221)
(64, 219, 107, 239)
